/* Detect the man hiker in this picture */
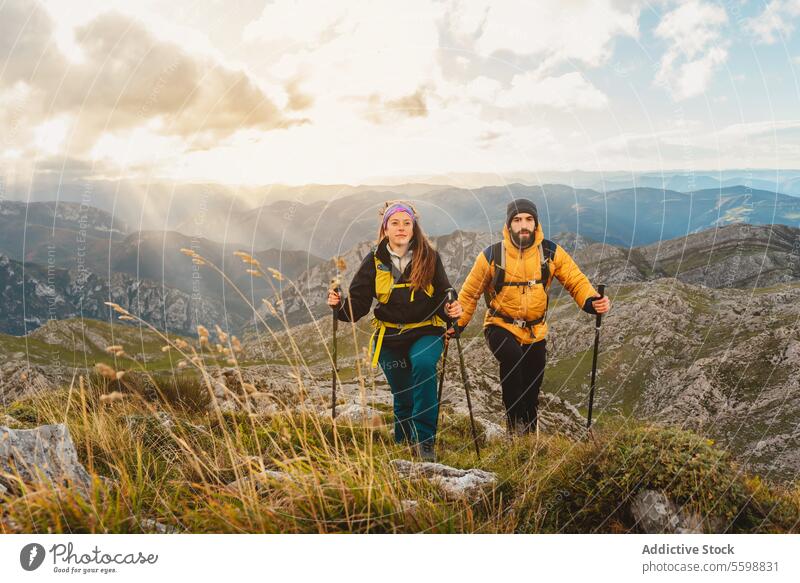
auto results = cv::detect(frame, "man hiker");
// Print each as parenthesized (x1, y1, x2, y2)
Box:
(454, 199, 612, 435)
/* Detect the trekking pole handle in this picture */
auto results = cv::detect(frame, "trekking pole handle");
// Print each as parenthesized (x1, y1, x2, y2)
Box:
(595, 284, 605, 328)
(330, 279, 341, 309)
(444, 287, 459, 337)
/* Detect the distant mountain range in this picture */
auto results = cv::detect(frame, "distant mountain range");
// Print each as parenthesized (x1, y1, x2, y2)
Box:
(0, 201, 326, 335)
(265, 222, 800, 328)
(0, 201, 126, 271)
(0, 186, 798, 337)
(4, 171, 799, 237)
(169, 183, 800, 257)
(364, 169, 800, 196)
(0, 253, 236, 336)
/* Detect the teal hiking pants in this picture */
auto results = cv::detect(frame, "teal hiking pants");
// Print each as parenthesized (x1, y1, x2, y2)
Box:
(376, 333, 443, 445)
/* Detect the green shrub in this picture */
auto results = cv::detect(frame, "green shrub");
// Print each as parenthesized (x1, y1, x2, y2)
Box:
(146, 373, 212, 413)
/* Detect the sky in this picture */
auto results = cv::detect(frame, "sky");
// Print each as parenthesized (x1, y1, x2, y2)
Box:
(1, 0, 799, 187)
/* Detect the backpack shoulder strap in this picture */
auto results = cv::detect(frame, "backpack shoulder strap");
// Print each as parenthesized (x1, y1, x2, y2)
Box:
(541, 239, 557, 262)
(481, 241, 503, 265)
(481, 241, 505, 308)
(540, 239, 556, 290)
(489, 241, 505, 294)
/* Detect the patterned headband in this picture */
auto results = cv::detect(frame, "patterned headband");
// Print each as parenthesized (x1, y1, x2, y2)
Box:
(382, 203, 416, 228)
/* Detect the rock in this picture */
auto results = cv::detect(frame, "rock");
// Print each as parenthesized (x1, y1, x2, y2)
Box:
(334, 403, 384, 427)
(139, 518, 177, 534)
(211, 380, 228, 399)
(399, 499, 420, 521)
(630, 489, 703, 534)
(391, 459, 498, 503)
(217, 400, 238, 414)
(400, 499, 419, 512)
(0, 362, 58, 403)
(153, 411, 174, 429)
(249, 393, 280, 415)
(0, 414, 22, 429)
(227, 469, 296, 493)
(473, 415, 506, 441)
(0, 424, 93, 492)
(537, 393, 587, 439)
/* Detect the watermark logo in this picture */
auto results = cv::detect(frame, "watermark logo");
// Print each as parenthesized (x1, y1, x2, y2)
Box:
(20, 543, 46, 571)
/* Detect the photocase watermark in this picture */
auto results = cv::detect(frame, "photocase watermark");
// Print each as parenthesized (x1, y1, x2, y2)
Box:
(19, 541, 158, 575)
(20, 543, 46, 571)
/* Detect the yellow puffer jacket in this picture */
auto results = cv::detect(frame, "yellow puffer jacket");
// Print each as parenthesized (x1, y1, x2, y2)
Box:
(457, 222, 598, 344)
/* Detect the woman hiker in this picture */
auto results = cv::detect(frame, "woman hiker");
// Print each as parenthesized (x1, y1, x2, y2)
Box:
(327, 201, 463, 461)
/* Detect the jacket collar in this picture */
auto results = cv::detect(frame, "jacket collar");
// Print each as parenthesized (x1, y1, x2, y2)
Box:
(376, 236, 416, 265)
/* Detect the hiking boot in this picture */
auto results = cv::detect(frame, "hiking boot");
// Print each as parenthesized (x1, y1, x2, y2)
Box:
(416, 441, 436, 462)
(507, 419, 533, 438)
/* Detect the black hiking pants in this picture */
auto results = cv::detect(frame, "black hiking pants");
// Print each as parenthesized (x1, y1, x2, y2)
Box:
(484, 325, 546, 433)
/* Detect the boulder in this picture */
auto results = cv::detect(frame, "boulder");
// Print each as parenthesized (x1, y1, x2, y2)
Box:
(0, 424, 93, 492)
(473, 415, 506, 441)
(538, 393, 587, 439)
(391, 459, 498, 503)
(138, 518, 178, 534)
(630, 489, 703, 534)
(333, 403, 384, 427)
(0, 363, 58, 403)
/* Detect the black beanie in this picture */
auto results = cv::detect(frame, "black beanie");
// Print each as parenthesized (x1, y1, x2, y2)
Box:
(506, 198, 538, 228)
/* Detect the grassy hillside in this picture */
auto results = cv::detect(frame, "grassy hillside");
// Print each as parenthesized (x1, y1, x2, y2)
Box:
(1, 382, 798, 534)
(0, 318, 194, 371)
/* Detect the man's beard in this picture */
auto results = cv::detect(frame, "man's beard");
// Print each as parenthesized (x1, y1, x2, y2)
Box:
(510, 229, 534, 248)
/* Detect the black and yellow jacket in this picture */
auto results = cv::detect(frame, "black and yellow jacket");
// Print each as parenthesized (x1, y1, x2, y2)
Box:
(457, 222, 599, 344)
(336, 237, 452, 365)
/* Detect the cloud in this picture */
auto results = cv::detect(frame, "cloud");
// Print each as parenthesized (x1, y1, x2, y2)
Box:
(745, 0, 800, 44)
(713, 119, 800, 140)
(248, 0, 446, 102)
(589, 118, 800, 170)
(243, 1, 351, 47)
(363, 89, 429, 124)
(284, 78, 314, 111)
(0, 0, 300, 160)
(654, 1, 729, 100)
(462, 71, 608, 113)
(499, 72, 609, 111)
(447, 0, 639, 69)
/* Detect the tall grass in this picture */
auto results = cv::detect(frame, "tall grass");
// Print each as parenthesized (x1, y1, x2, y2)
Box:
(1, 249, 798, 534)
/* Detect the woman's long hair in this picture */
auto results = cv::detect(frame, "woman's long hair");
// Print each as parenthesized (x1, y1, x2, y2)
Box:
(377, 201, 437, 292)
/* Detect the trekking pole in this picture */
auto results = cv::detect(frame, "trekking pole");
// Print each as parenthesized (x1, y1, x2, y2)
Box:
(436, 335, 450, 418)
(435, 289, 456, 427)
(586, 284, 606, 430)
(330, 279, 340, 419)
(446, 288, 481, 460)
